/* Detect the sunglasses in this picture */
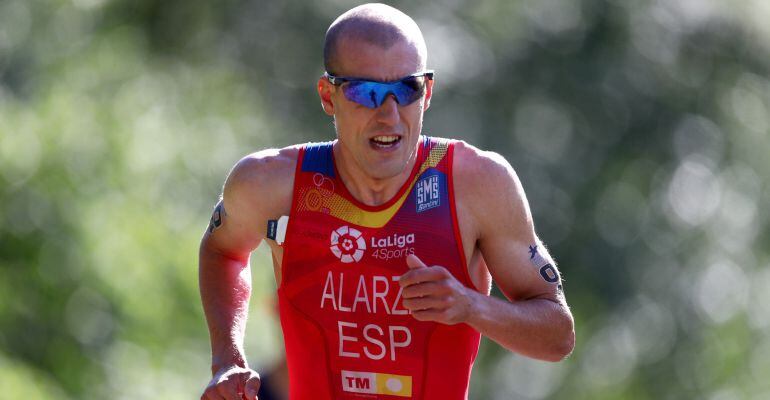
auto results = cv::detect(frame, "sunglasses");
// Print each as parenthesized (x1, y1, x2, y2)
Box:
(325, 70, 434, 109)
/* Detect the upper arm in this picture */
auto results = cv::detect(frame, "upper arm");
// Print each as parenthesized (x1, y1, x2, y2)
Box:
(201, 147, 298, 261)
(455, 142, 563, 302)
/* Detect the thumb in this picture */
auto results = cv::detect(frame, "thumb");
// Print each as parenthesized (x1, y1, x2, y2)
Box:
(406, 254, 427, 270)
(243, 375, 261, 400)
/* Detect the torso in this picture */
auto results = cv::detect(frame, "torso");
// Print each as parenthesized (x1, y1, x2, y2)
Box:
(268, 137, 490, 399)
(262, 142, 492, 294)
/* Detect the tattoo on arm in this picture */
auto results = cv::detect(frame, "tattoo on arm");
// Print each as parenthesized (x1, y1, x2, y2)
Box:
(528, 244, 561, 285)
(208, 204, 225, 233)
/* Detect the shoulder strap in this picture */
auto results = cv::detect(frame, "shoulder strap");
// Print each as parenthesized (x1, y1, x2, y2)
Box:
(300, 141, 335, 178)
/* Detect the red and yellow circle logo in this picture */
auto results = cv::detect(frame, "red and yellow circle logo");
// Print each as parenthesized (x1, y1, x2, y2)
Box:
(330, 226, 366, 263)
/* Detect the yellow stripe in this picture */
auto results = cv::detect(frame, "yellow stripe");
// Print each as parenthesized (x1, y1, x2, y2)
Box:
(298, 141, 448, 228)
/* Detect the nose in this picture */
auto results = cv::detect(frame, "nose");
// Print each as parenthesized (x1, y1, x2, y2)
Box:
(375, 94, 400, 124)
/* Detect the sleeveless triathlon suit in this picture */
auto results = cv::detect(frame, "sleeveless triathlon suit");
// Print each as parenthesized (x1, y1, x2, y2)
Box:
(277, 136, 481, 400)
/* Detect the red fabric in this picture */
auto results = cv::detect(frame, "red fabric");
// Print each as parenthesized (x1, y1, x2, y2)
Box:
(277, 137, 481, 399)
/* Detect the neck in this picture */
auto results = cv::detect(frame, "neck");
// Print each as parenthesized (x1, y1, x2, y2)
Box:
(332, 141, 419, 206)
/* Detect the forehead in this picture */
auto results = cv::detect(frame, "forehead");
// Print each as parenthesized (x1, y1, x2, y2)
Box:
(334, 37, 423, 82)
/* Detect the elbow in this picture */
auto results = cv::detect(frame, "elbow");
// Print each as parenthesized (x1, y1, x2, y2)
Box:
(543, 314, 575, 362)
(551, 329, 575, 362)
(540, 335, 574, 363)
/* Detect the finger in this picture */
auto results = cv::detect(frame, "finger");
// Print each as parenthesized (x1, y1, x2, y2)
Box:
(402, 281, 446, 299)
(399, 267, 448, 288)
(216, 379, 242, 400)
(411, 309, 444, 322)
(402, 296, 448, 311)
(202, 386, 226, 400)
(406, 254, 427, 270)
(244, 375, 261, 400)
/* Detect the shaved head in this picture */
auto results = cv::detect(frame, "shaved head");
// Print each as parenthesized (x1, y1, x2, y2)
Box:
(324, 3, 427, 75)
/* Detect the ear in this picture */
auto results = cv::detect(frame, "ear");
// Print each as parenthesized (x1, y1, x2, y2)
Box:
(318, 77, 335, 116)
(423, 78, 434, 110)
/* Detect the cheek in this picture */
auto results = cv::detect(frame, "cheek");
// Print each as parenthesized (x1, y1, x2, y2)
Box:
(333, 108, 370, 136)
(400, 106, 424, 128)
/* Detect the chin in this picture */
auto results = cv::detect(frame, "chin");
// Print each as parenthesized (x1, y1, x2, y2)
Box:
(366, 162, 407, 180)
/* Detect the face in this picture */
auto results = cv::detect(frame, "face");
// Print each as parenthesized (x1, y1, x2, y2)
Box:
(318, 37, 433, 181)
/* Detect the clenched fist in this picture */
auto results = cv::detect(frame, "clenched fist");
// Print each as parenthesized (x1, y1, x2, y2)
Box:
(399, 254, 476, 325)
(201, 365, 261, 400)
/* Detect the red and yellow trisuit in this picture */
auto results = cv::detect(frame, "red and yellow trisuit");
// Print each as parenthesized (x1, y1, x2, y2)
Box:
(277, 136, 481, 400)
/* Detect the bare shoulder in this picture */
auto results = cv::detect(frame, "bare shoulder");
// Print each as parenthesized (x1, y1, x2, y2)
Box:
(452, 140, 532, 238)
(202, 145, 301, 257)
(453, 140, 528, 210)
(226, 145, 300, 192)
(223, 145, 301, 219)
(453, 140, 515, 182)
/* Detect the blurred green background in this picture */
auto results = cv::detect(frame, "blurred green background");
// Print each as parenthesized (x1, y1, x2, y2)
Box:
(1, 0, 769, 399)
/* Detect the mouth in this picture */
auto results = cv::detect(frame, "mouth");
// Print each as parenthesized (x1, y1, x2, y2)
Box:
(369, 135, 402, 149)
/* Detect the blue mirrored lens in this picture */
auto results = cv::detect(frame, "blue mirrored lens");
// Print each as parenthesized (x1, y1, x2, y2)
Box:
(342, 77, 424, 109)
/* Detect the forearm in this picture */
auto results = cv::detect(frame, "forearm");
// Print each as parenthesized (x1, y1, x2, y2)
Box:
(465, 291, 574, 362)
(199, 245, 253, 374)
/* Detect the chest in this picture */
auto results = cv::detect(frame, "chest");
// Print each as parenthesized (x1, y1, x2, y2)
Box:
(267, 190, 489, 293)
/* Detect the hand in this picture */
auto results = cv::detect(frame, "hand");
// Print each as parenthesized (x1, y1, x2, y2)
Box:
(398, 254, 476, 325)
(201, 365, 261, 400)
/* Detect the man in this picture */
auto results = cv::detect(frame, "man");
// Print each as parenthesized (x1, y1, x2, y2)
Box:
(199, 3, 574, 400)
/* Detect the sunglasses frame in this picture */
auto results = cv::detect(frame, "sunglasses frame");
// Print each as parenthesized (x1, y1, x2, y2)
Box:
(325, 70, 435, 86)
(324, 70, 435, 108)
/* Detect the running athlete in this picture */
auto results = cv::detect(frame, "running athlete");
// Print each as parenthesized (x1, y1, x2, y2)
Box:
(199, 4, 574, 400)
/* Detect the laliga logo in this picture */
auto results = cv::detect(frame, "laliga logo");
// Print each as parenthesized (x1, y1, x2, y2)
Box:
(330, 226, 366, 263)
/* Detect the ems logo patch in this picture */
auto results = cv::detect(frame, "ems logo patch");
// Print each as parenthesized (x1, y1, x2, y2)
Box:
(415, 174, 440, 213)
